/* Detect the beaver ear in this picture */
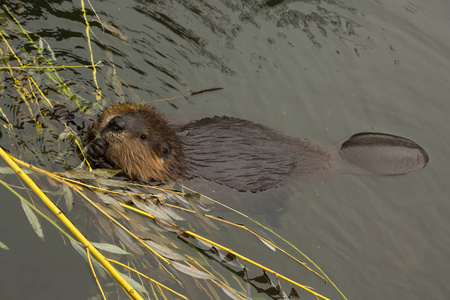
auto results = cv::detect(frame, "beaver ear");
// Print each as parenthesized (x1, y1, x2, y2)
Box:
(153, 143, 172, 160)
(161, 145, 172, 159)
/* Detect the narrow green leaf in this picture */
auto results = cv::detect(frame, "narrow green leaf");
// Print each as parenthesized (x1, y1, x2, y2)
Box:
(156, 201, 185, 221)
(59, 170, 96, 180)
(96, 177, 129, 187)
(21, 199, 43, 240)
(118, 272, 148, 294)
(95, 192, 125, 212)
(170, 261, 215, 280)
(220, 285, 252, 300)
(0, 241, 9, 250)
(70, 240, 107, 279)
(91, 242, 131, 255)
(132, 198, 173, 223)
(258, 236, 276, 252)
(154, 218, 184, 234)
(62, 184, 73, 212)
(277, 276, 289, 299)
(189, 198, 219, 230)
(0, 167, 31, 174)
(144, 240, 185, 261)
(114, 226, 145, 256)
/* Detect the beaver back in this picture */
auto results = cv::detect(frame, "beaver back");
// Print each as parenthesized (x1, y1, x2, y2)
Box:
(178, 116, 332, 192)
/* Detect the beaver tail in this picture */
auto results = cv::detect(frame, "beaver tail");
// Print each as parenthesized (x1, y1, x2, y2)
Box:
(337, 132, 429, 176)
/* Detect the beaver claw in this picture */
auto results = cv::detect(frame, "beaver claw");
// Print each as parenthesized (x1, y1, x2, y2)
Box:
(87, 138, 114, 169)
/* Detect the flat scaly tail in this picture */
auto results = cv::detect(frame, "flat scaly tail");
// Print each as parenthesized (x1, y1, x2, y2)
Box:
(337, 132, 429, 176)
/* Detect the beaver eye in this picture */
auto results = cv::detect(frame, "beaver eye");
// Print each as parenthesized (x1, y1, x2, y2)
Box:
(140, 134, 147, 140)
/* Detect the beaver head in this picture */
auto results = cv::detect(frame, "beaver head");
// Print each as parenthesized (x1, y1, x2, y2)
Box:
(89, 103, 187, 182)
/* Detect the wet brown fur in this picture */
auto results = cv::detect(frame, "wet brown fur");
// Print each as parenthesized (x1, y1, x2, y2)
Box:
(89, 103, 332, 191)
(90, 103, 187, 182)
(89, 103, 428, 192)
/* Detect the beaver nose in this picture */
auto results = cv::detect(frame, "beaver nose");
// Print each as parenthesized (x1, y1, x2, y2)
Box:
(109, 116, 126, 131)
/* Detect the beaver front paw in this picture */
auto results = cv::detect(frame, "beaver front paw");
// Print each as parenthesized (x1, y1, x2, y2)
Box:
(87, 138, 114, 169)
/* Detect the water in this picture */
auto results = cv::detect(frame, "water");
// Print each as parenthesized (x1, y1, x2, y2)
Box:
(1, 0, 449, 299)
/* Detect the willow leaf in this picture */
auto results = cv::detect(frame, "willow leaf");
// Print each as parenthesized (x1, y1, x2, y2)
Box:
(114, 226, 145, 256)
(70, 240, 107, 279)
(258, 236, 276, 252)
(144, 240, 185, 261)
(277, 276, 289, 299)
(132, 197, 173, 223)
(91, 242, 131, 255)
(220, 285, 252, 300)
(96, 192, 125, 212)
(0, 166, 30, 174)
(21, 199, 43, 240)
(62, 184, 73, 212)
(118, 272, 148, 294)
(0, 241, 9, 250)
(154, 218, 184, 234)
(170, 261, 215, 280)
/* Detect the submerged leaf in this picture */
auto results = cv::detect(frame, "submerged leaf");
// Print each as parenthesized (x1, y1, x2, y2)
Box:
(221, 252, 244, 268)
(90, 168, 122, 179)
(114, 226, 145, 256)
(168, 191, 190, 206)
(70, 240, 107, 279)
(118, 272, 148, 294)
(277, 276, 289, 299)
(62, 184, 73, 212)
(220, 285, 252, 300)
(0, 167, 31, 174)
(110, 68, 125, 102)
(91, 169, 124, 179)
(0, 70, 5, 98)
(95, 20, 130, 44)
(96, 177, 129, 188)
(21, 200, 43, 240)
(189, 198, 219, 230)
(154, 218, 184, 234)
(59, 170, 96, 180)
(196, 239, 213, 250)
(95, 192, 125, 212)
(0, 241, 9, 250)
(131, 197, 173, 223)
(46, 43, 57, 61)
(144, 240, 185, 261)
(170, 261, 215, 280)
(154, 199, 185, 221)
(91, 242, 131, 255)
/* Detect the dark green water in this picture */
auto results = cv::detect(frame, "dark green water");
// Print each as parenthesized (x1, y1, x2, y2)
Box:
(1, 0, 449, 299)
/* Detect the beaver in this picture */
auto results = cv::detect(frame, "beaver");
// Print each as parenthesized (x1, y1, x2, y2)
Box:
(85, 103, 429, 192)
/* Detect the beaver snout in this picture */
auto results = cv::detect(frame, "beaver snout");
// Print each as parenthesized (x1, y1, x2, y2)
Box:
(103, 116, 126, 133)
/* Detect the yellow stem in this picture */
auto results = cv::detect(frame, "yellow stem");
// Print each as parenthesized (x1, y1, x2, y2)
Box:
(0, 147, 144, 300)
(0, 64, 103, 70)
(87, 247, 107, 300)
(184, 230, 330, 300)
(80, 0, 102, 100)
(120, 203, 330, 300)
(108, 259, 188, 300)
